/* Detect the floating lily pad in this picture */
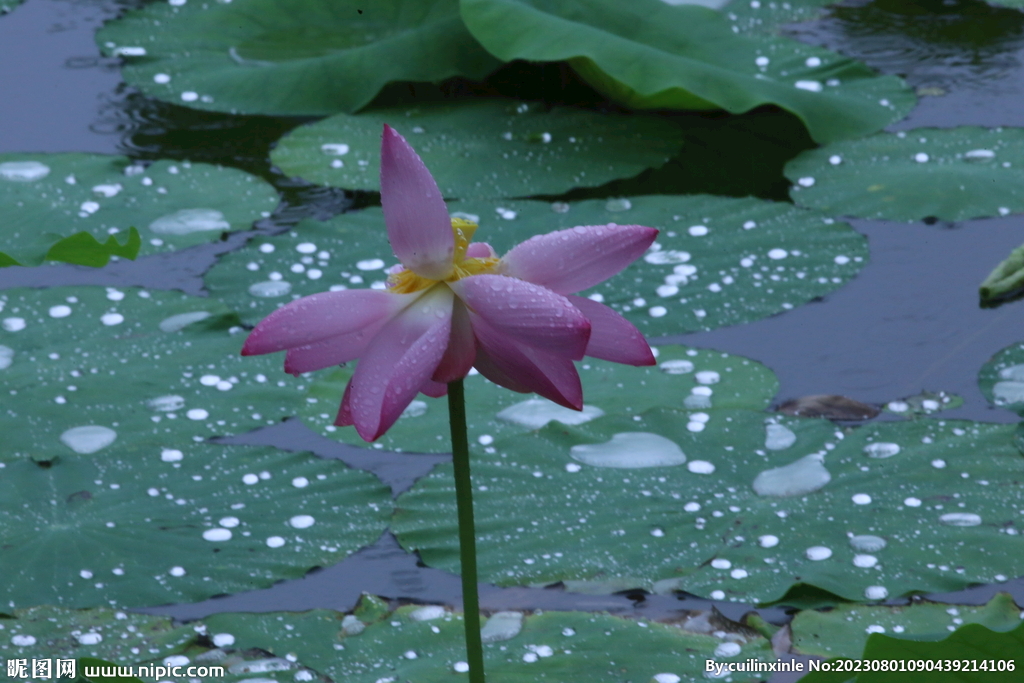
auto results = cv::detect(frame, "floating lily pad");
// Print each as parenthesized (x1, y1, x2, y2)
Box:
(0, 154, 277, 264)
(0, 606, 193, 661)
(883, 390, 962, 418)
(0, 287, 311, 460)
(790, 593, 1022, 659)
(0, 441, 390, 609)
(394, 410, 1024, 603)
(198, 602, 773, 682)
(979, 341, 1024, 414)
(300, 344, 777, 452)
(270, 100, 684, 199)
(204, 196, 867, 339)
(95, 0, 500, 116)
(786, 127, 1024, 221)
(460, 0, 914, 143)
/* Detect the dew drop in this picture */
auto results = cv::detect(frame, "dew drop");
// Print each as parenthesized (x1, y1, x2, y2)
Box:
(60, 426, 117, 454)
(248, 281, 292, 298)
(865, 585, 888, 600)
(160, 448, 184, 462)
(481, 612, 523, 643)
(496, 398, 604, 429)
(765, 423, 796, 450)
(202, 528, 232, 542)
(864, 442, 900, 459)
(940, 512, 981, 526)
(752, 453, 830, 497)
(159, 311, 211, 332)
(410, 606, 446, 621)
(850, 535, 887, 552)
(149, 209, 229, 235)
(759, 534, 779, 548)
(49, 305, 72, 318)
(795, 80, 823, 92)
(605, 198, 631, 212)
(266, 536, 286, 548)
(806, 546, 832, 561)
(212, 633, 235, 647)
(0, 161, 50, 182)
(289, 515, 315, 529)
(715, 642, 741, 657)
(570, 432, 686, 468)
(659, 359, 694, 375)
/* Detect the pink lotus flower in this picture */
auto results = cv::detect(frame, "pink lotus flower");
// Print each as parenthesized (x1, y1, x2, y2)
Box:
(243, 125, 658, 441)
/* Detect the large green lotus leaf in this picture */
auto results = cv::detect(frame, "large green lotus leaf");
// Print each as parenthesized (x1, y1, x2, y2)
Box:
(722, 0, 837, 37)
(460, 0, 914, 144)
(199, 604, 774, 682)
(204, 196, 867, 338)
(394, 409, 1024, 603)
(270, 100, 683, 199)
(94, 0, 500, 117)
(786, 127, 1024, 221)
(0, 441, 391, 609)
(978, 340, 1024, 415)
(0, 154, 278, 264)
(301, 344, 777, 452)
(790, 593, 1023, 659)
(0, 606, 193, 661)
(0, 287, 311, 461)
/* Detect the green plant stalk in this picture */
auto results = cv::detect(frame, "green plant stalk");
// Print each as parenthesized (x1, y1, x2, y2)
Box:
(980, 242, 1024, 302)
(447, 378, 486, 682)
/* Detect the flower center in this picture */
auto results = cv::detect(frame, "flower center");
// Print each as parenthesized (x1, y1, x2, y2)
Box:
(387, 217, 500, 294)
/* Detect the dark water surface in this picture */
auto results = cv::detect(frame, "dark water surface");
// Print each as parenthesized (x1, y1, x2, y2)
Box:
(4, 0, 1024, 655)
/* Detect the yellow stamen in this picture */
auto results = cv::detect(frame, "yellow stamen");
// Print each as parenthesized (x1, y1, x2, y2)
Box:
(387, 218, 500, 294)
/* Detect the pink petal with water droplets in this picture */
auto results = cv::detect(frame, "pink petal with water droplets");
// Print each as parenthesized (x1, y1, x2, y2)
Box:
(432, 297, 476, 383)
(242, 289, 416, 356)
(283, 322, 386, 375)
(380, 125, 454, 280)
(420, 380, 448, 398)
(500, 224, 658, 294)
(450, 274, 590, 360)
(335, 381, 354, 427)
(568, 295, 655, 366)
(466, 242, 497, 259)
(347, 286, 454, 441)
(471, 313, 583, 410)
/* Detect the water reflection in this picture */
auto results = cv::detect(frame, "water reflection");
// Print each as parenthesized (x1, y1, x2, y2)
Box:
(789, 0, 1024, 127)
(792, 0, 1024, 90)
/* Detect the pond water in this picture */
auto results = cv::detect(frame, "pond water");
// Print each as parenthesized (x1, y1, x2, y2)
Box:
(3, 0, 1024, 670)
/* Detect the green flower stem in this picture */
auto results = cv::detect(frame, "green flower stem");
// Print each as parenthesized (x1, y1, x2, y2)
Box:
(980, 241, 1024, 304)
(447, 378, 486, 682)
